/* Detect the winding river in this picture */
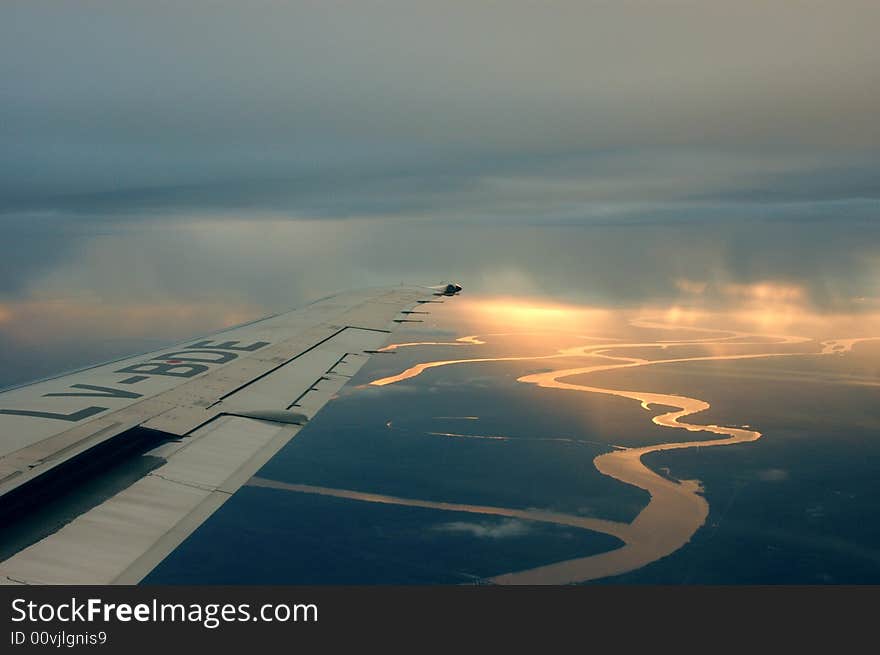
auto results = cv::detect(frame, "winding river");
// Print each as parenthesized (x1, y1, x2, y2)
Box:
(268, 321, 880, 583)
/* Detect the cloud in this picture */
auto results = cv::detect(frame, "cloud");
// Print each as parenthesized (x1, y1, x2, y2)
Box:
(676, 279, 708, 295)
(1, 2, 878, 216)
(757, 469, 790, 482)
(2, 3, 879, 385)
(432, 519, 531, 539)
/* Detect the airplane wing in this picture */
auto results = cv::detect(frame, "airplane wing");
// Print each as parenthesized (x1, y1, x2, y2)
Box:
(0, 283, 461, 584)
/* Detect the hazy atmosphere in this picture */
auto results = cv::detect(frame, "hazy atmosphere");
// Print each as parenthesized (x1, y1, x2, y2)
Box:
(2, 1, 878, 388)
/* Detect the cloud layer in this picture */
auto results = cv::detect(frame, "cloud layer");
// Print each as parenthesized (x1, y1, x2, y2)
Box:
(2, 2, 878, 217)
(2, 2, 879, 386)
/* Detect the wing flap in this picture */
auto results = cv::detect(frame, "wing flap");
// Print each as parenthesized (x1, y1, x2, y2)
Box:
(0, 415, 298, 585)
(216, 326, 389, 417)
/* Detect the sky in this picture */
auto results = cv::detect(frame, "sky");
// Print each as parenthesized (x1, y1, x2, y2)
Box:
(1, 1, 879, 386)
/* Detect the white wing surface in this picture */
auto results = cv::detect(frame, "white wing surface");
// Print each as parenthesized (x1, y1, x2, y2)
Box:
(0, 284, 459, 584)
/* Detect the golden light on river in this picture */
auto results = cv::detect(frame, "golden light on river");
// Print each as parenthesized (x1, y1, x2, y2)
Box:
(366, 288, 880, 583)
